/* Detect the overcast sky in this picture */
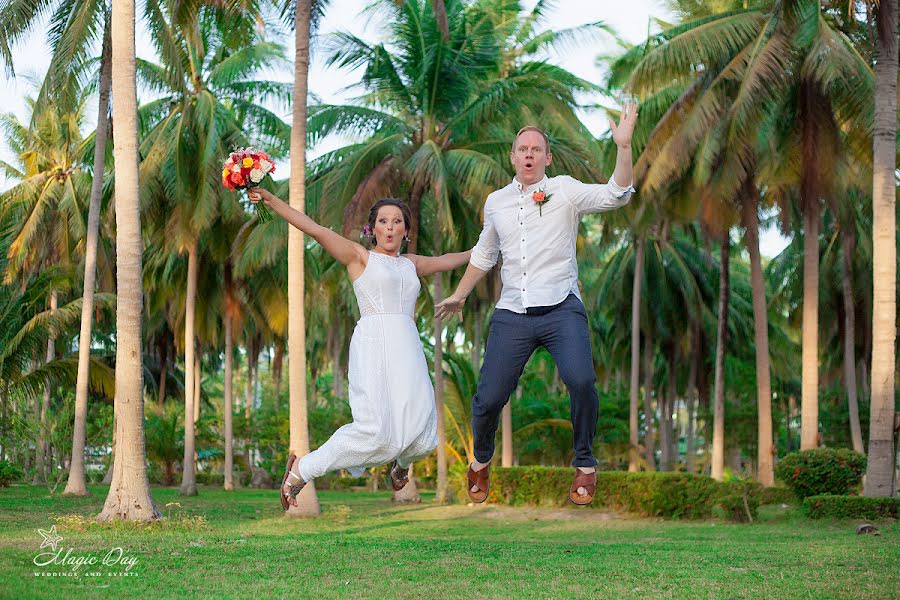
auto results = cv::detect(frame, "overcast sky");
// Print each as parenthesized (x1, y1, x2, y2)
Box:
(0, 0, 790, 255)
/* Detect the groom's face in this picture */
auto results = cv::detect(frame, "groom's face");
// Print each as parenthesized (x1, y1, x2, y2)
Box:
(510, 130, 552, 185)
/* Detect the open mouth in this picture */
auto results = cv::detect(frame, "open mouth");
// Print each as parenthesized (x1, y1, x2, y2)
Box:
(524, 161, 534, 169)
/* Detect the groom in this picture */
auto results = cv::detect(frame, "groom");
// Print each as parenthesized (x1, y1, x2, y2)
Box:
(435, 101, 638, 505)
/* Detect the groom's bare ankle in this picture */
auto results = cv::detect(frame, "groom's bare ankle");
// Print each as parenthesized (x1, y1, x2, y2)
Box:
(471, 459, 490, 472)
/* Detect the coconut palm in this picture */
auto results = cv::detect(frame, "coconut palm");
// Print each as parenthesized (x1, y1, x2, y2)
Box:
(136, 0, 291, 496)
(96, 0, 159, 523)
(864, 0, 897, 498)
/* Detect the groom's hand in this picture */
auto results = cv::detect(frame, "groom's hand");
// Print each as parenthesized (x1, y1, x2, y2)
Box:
(434, 294, 466, 321)
(609, 99, 638, 149)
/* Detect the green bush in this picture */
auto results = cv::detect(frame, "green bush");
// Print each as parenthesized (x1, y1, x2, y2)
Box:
(803, 494, 899, 519)
(0, 460, 23, 487)
(450, 465, 759, 522)
(717, 480, 763, 523)
(774, 449, 867, 499)
(759, 485, 797, 505)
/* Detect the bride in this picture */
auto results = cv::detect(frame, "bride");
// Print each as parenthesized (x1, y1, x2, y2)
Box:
(247, 188, 471, 509)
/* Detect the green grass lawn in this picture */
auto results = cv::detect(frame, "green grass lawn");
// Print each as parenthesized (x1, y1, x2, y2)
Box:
(0, 483, 897, 599)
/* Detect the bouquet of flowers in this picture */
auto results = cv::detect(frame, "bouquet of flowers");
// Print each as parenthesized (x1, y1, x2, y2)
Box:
(222, 147, 276, 222)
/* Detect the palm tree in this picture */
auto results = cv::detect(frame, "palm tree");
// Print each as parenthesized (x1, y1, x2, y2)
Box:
(624, 0, 873, 478)
(136, 1, 291, 496)
(0, 0, 127, 497)
(96, 0, 159, 523)
(286, 0, 320, 516)
(864, 0, 897, 497)
(1, 93, 96, 485)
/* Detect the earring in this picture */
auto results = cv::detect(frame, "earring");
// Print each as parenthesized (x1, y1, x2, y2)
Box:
(403, 235, 411, 242)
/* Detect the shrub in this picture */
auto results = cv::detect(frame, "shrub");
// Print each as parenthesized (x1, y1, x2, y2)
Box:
(774, 449, 866, 499)
(759, 485, 797, 505)
(717, 480, 763, 522)
(803, 494, 899, 519)
(0, 460, 23, 487)
(450, 465, 759, 522)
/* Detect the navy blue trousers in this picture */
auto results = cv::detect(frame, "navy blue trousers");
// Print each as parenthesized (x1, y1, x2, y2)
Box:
(471, 294, 599, 467)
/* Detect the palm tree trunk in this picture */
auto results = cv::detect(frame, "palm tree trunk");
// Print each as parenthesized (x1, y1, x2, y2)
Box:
(65, 23, 111, 497)
(864, 0, 897, 497)
(245, 353, 253, 420)
(34, 289, 57, 485)
(685, 322, 699, 473)
(711, 232, 729, 482)
(273, 340, 284, 410)
(193, 349, 200, 424)
(224, 313, 234, 491)
(800, 198, 820, 450)
(840, 224, 864, 454)
(179, 241, 198, 496)
(433, 221, 449, 504)
(501, 402, 513, 467)
(97, 0, 159, 520)
(407, 184, 422, 254)
(642, 327, 656, 471)
(287, 0, 319, 516)
(629, 234, 644, 472)
(799, 81, 822, 451)
(432, 0, 450, 41)
(742, 189, 774, 486)
(661, 351, 677, 471)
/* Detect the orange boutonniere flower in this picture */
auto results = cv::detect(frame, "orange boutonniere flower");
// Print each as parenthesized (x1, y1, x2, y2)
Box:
(532, 189, 552, 216)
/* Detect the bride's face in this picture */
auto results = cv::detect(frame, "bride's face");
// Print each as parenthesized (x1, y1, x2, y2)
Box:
(373, 206, 407, 254)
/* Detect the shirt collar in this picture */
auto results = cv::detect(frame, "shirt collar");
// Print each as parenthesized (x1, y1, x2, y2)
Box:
(512, 174, 549, 194)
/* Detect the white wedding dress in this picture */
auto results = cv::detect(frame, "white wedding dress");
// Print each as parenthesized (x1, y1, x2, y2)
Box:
(297, 251, 438, 481)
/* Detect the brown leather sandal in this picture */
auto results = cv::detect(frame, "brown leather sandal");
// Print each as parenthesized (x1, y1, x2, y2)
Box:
(569, 469, 596, 505)
(466, 463, 491, 503)
(280, 452, 306, 511)
(390, 460, 409, 492)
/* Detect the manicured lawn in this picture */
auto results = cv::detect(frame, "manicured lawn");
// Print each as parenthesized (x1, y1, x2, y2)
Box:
(0, 484, 896, 599)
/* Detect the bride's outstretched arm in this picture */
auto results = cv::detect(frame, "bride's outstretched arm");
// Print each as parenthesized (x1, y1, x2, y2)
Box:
(249, 188, 366, 268)
(405, 249, 472, 277)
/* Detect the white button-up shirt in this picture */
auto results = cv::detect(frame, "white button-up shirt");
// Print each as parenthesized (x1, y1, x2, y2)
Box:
(470, 174, 635, 313)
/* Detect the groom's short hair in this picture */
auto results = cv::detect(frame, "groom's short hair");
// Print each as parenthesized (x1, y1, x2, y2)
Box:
(512, 126, 550, 153)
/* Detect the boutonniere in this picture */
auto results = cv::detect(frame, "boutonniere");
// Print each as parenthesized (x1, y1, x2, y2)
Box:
(532, 188, 553, 216)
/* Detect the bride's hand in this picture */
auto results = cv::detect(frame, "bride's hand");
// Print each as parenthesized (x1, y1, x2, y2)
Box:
(248, 187, 271, 204)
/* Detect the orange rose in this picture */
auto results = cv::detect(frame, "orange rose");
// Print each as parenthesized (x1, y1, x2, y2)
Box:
(532, 191, 545, 203)
(230, 172, 245, 186)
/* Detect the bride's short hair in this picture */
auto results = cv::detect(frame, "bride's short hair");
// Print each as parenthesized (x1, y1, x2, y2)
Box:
(365, 198, 412, 244)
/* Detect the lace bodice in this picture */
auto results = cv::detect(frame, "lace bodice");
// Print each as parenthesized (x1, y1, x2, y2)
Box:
(352, 251, 420, 318)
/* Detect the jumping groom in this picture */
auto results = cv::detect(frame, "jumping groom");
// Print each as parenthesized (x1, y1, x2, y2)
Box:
(434, 101, 639, 505)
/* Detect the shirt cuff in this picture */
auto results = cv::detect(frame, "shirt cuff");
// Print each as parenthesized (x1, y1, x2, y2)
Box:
(608, 175, 636, 198)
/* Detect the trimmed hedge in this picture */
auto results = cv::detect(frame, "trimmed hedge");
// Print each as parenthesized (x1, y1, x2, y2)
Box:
(774, 448, 866, 499)
(803, 494, 899, 519)
(759, 485, 797, 505)
(450, 465, 760, 522)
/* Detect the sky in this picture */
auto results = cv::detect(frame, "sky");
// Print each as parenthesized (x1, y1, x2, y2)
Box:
(0, 0, 791, 256)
